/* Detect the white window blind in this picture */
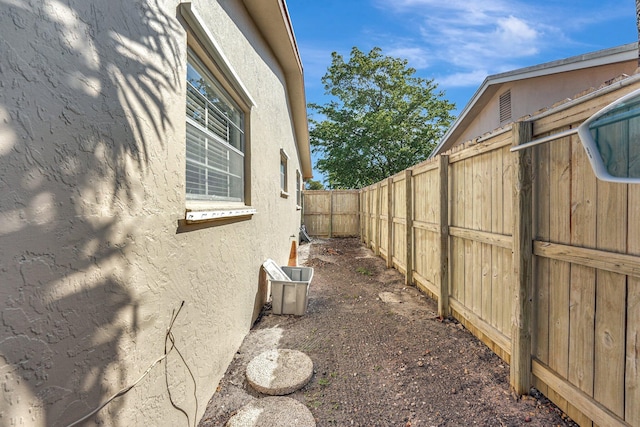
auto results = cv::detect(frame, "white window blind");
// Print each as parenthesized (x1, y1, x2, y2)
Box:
(186, 51, 245, 202)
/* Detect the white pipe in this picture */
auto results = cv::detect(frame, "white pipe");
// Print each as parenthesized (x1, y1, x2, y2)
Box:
(510, 128, 578, 152)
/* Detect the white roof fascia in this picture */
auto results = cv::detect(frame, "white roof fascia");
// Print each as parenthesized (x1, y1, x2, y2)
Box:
(242, 0, 313, 179)
(489, 42, 637, 84)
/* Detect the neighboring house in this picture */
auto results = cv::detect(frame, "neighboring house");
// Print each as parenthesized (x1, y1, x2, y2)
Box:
(431, 43, 638, 156)
(0, 1, 311, 426)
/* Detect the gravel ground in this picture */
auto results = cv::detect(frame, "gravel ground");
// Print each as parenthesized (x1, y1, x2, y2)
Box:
(199, 237, 576, 427)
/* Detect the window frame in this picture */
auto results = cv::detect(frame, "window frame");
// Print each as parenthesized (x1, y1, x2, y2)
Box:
(295, 170, 302, 209)
(179, 3, 256, 222)
(280, 148, 289, 198)
(186, 51, 245, 203)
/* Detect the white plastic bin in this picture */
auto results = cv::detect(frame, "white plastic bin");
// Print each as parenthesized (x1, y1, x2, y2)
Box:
(270, 266, 314, 315)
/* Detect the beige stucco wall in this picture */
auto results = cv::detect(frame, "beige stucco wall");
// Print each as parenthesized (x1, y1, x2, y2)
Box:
(455, 61, 638, 145)
(0, 0, 304, 426)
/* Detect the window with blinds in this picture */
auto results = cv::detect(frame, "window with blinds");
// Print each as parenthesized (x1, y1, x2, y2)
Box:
(186, 51, 245, 202)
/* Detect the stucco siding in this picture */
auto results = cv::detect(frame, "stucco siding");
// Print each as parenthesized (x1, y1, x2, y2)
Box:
(0, 1, 304, 426)
(454, 60, 638, 146)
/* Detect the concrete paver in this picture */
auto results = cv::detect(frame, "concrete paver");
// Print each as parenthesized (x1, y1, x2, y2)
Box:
(225, 396, 315, 427)
(245, 349, 313, 395)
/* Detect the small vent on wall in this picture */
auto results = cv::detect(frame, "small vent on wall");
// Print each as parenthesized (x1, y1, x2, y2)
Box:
(499, 90, 512, 124)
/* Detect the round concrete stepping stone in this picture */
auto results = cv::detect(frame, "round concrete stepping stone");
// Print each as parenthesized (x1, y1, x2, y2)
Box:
(226, 396, 315, 427)
(246, 349, 313, 395)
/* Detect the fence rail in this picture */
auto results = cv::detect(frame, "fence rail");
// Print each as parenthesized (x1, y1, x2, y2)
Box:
(308, 78, 640, 427)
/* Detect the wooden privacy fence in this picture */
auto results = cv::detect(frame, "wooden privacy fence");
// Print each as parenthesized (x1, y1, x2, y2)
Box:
(360, 77, 640, 427)
(302, 190, 360, 237)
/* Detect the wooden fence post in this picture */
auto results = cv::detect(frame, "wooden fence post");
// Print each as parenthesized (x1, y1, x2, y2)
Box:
(387, 177, 394, 268)
(328, 191, 333, 238)
(511, 120, 533, 395)
(366, 187, 370, 247)
(405, 169, 413, 286)
(364, 189, 368, 244)
(376, 182, 382, 256)
(358, 187, 364, 246)
(438, 155, 450, 317)
(359, 189, 365, 244)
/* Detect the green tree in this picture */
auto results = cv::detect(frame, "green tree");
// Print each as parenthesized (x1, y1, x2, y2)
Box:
(305, 179, 325, 190)
(309, 47, 455, 189)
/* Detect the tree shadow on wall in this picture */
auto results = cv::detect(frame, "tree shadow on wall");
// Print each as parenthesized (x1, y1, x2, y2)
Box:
(0, 0, 184, 425)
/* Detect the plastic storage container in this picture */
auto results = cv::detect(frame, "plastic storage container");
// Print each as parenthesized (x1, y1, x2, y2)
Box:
(270, 266, 314, 315)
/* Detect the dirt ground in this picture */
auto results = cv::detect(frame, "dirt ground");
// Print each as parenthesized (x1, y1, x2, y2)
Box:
(199, 237, 577, 427)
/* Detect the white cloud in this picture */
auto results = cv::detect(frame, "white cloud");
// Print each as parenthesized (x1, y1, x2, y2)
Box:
(371, 0, 549, 87)
(378, 0, 516, 27)
(386, 46, 430, 69)
(382, 0, 511, 16)
(434, 15, 540, 68)
(436, 70, 489, 88)
(495, 16, 539, 55)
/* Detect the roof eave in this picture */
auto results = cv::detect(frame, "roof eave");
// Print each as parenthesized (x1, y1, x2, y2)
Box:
(242, 0, 313, 179)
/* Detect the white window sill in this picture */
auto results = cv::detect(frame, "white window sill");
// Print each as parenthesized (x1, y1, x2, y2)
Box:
(280, 190, 289, 199)
(185, 207, 256, 223)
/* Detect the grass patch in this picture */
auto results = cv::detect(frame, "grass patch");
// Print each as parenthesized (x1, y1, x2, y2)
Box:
(317, 378, 331, 386)
(356, 266, 372, 276)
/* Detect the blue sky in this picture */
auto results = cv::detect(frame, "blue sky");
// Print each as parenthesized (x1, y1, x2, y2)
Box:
(286, 0, 638, 182)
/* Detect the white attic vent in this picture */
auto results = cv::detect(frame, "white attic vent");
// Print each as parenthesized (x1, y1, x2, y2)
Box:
(499, 90, 512, 124)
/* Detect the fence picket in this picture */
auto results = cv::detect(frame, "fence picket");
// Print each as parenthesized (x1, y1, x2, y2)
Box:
(303, 80, 640, 426)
